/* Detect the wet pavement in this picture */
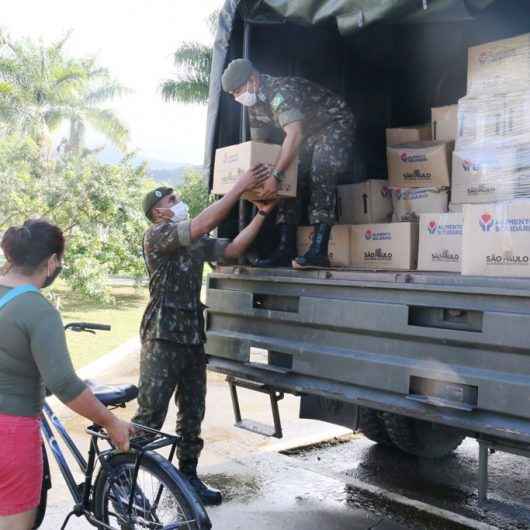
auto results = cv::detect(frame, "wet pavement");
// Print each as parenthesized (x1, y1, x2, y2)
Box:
(284, 435, 530, 530)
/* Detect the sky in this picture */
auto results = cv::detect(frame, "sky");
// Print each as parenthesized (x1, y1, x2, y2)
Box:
(2, 0, 223, 165)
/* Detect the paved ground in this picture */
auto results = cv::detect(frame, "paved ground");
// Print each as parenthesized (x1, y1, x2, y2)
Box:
(43, 345, 399, 530)
(40, 344, 529, 530)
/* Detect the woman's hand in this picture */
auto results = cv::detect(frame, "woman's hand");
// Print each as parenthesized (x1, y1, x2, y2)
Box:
(104, 415, 134, 452)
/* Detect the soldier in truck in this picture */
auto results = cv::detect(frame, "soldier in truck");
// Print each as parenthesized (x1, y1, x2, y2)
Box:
(222, 58, 355, 268)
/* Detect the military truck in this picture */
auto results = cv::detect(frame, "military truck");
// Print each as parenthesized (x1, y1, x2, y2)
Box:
(203, 0, 530, 495)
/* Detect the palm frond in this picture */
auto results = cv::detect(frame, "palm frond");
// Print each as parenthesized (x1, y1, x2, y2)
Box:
(160, 79, 209, 105)
(85, 108, 129, 151)
(84, 83, 131, 105)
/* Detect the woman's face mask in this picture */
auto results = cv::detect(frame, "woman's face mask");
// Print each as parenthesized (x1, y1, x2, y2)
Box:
(42, 255, 62, 288)
(170, 201, 189, 223)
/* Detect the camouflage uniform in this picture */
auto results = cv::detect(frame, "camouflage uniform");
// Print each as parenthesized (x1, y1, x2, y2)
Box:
(132, 220, 229, 476)
(248, 75, 355, 225)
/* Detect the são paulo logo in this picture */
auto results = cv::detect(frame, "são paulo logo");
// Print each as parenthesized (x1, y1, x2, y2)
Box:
(365, 229, 373, 240)
(479, 213, 495, 232)
(462, 159, 481, 172)
(427, 221, 437, 235)
(401, 152, 427, 163)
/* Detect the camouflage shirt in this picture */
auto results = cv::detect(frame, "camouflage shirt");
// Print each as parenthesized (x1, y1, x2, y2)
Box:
(248, 75, 353, 142)
(140, 220, 229, 345)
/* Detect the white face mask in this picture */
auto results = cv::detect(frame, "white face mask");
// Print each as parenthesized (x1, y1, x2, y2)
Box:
(170, 201, 189, 222)
(235, 90, 257, 107)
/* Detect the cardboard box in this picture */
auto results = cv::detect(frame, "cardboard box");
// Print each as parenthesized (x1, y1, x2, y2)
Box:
(432, 105, 458, 142)
(449, 202, 464, 213)
(462, 200, 530, 277)
(213, 141, 297, 200)
(452, 149, 521, 204)
(337, 180, 392, 225)
(456, 92, 530, 151)
(467, 33, 530, 96)
(418, 213, 463, 272)
(297, 225, 350, 267)
(387, 141, 452, 188)
(386, 125, 431, 146)
(391, 187, 449, 222)
(350, 222, 418, 271)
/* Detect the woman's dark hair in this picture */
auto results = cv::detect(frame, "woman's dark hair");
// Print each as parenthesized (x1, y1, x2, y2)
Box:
(1, 219, 64, 274)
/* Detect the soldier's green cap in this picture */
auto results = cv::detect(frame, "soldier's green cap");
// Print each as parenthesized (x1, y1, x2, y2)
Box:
(222, 58, 255, 92)
(143, 186, 173, 220)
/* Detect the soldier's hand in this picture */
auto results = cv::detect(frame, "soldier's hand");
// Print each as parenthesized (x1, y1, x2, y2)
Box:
(238, 163, 270, 191)
(259, 176, 278, 200)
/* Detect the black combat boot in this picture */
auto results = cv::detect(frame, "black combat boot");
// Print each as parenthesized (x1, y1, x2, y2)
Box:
(293, 224, 331, 269)
(184, 473, 223, 506)
(255, 223, 297, 268)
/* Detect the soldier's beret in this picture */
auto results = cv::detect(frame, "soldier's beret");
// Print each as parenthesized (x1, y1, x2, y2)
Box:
(143, 186, 173, 220)
(222, 58, 255, 92)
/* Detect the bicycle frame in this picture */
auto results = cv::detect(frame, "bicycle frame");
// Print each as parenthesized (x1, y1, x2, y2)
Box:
(40, 399, 206, 530)
(40, 399, 120, 529)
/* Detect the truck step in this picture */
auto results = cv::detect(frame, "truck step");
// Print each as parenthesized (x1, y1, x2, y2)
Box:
(227, 376, 284, 438)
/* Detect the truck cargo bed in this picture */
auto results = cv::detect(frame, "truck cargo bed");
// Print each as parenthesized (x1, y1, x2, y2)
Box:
(205, 266, 530, 444)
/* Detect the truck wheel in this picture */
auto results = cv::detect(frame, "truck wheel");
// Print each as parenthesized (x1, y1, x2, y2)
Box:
(382, 413, 465, 459)
(358, 407, 395, 447)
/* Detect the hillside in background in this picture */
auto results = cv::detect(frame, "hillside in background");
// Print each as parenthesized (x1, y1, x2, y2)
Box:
(96, 145, 202, 187)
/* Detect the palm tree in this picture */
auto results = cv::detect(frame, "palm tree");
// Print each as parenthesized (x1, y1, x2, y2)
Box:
(0, 33, 129, 152)
(160, 10, 218, 105)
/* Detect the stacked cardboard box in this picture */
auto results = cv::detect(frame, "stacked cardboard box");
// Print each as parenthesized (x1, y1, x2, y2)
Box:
(453, 34, 530, 209)
(384, 112, 456, 271)
(453, 34, 530, 277)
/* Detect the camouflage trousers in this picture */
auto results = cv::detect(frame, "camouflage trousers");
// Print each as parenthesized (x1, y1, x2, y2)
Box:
(277, 118, 355, 225)
(132, 339, 206, 476)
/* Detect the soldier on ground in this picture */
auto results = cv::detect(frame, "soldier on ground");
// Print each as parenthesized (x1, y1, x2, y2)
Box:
(132, 165, 275, 506)
(222, 58, 355, 268)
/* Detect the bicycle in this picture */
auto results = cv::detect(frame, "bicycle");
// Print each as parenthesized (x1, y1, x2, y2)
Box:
(34, 321, 212, 530)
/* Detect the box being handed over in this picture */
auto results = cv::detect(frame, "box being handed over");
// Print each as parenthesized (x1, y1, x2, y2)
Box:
(297, 225, 350, 267)
(350, 222, 418, 271)
(387, 141, 452, 188)
(337, 180, 392, 225)
(462, 200, 530, 277)
(418, 213, 463, 273)
(213, 141, 297, 200)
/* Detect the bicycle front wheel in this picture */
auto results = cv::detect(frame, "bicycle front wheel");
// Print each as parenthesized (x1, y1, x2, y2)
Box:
(93, 452, 209, 530)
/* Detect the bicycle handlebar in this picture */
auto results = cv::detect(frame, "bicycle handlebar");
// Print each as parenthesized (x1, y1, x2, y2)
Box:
(64, 322, 111, 332)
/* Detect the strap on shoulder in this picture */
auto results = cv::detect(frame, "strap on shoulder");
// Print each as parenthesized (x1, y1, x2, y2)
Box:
(0, 284, 39, 310)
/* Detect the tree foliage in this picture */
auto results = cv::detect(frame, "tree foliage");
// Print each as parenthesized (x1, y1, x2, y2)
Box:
(177, 169, 212, 218)
(0, 32, 130, 154)
(0, 134, 154, 300)
(0, 33, 152, 301)
(160, 11, 218, 105)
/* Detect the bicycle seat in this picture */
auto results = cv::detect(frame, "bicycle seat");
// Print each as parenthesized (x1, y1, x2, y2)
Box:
(85, 380, 139, 407)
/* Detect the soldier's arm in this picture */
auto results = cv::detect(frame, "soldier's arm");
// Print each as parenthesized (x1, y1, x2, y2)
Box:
(275, 120, 303, 176)
(259, 120, 303, 200)
(223, 200, 279, 259)
(190, 164, 269, 241)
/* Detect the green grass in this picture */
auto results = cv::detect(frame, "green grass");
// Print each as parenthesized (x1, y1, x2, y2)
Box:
(56, 285, 148, 369)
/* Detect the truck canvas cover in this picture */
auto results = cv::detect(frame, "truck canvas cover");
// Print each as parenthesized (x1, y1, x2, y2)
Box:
(204, 0, 495, 180)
